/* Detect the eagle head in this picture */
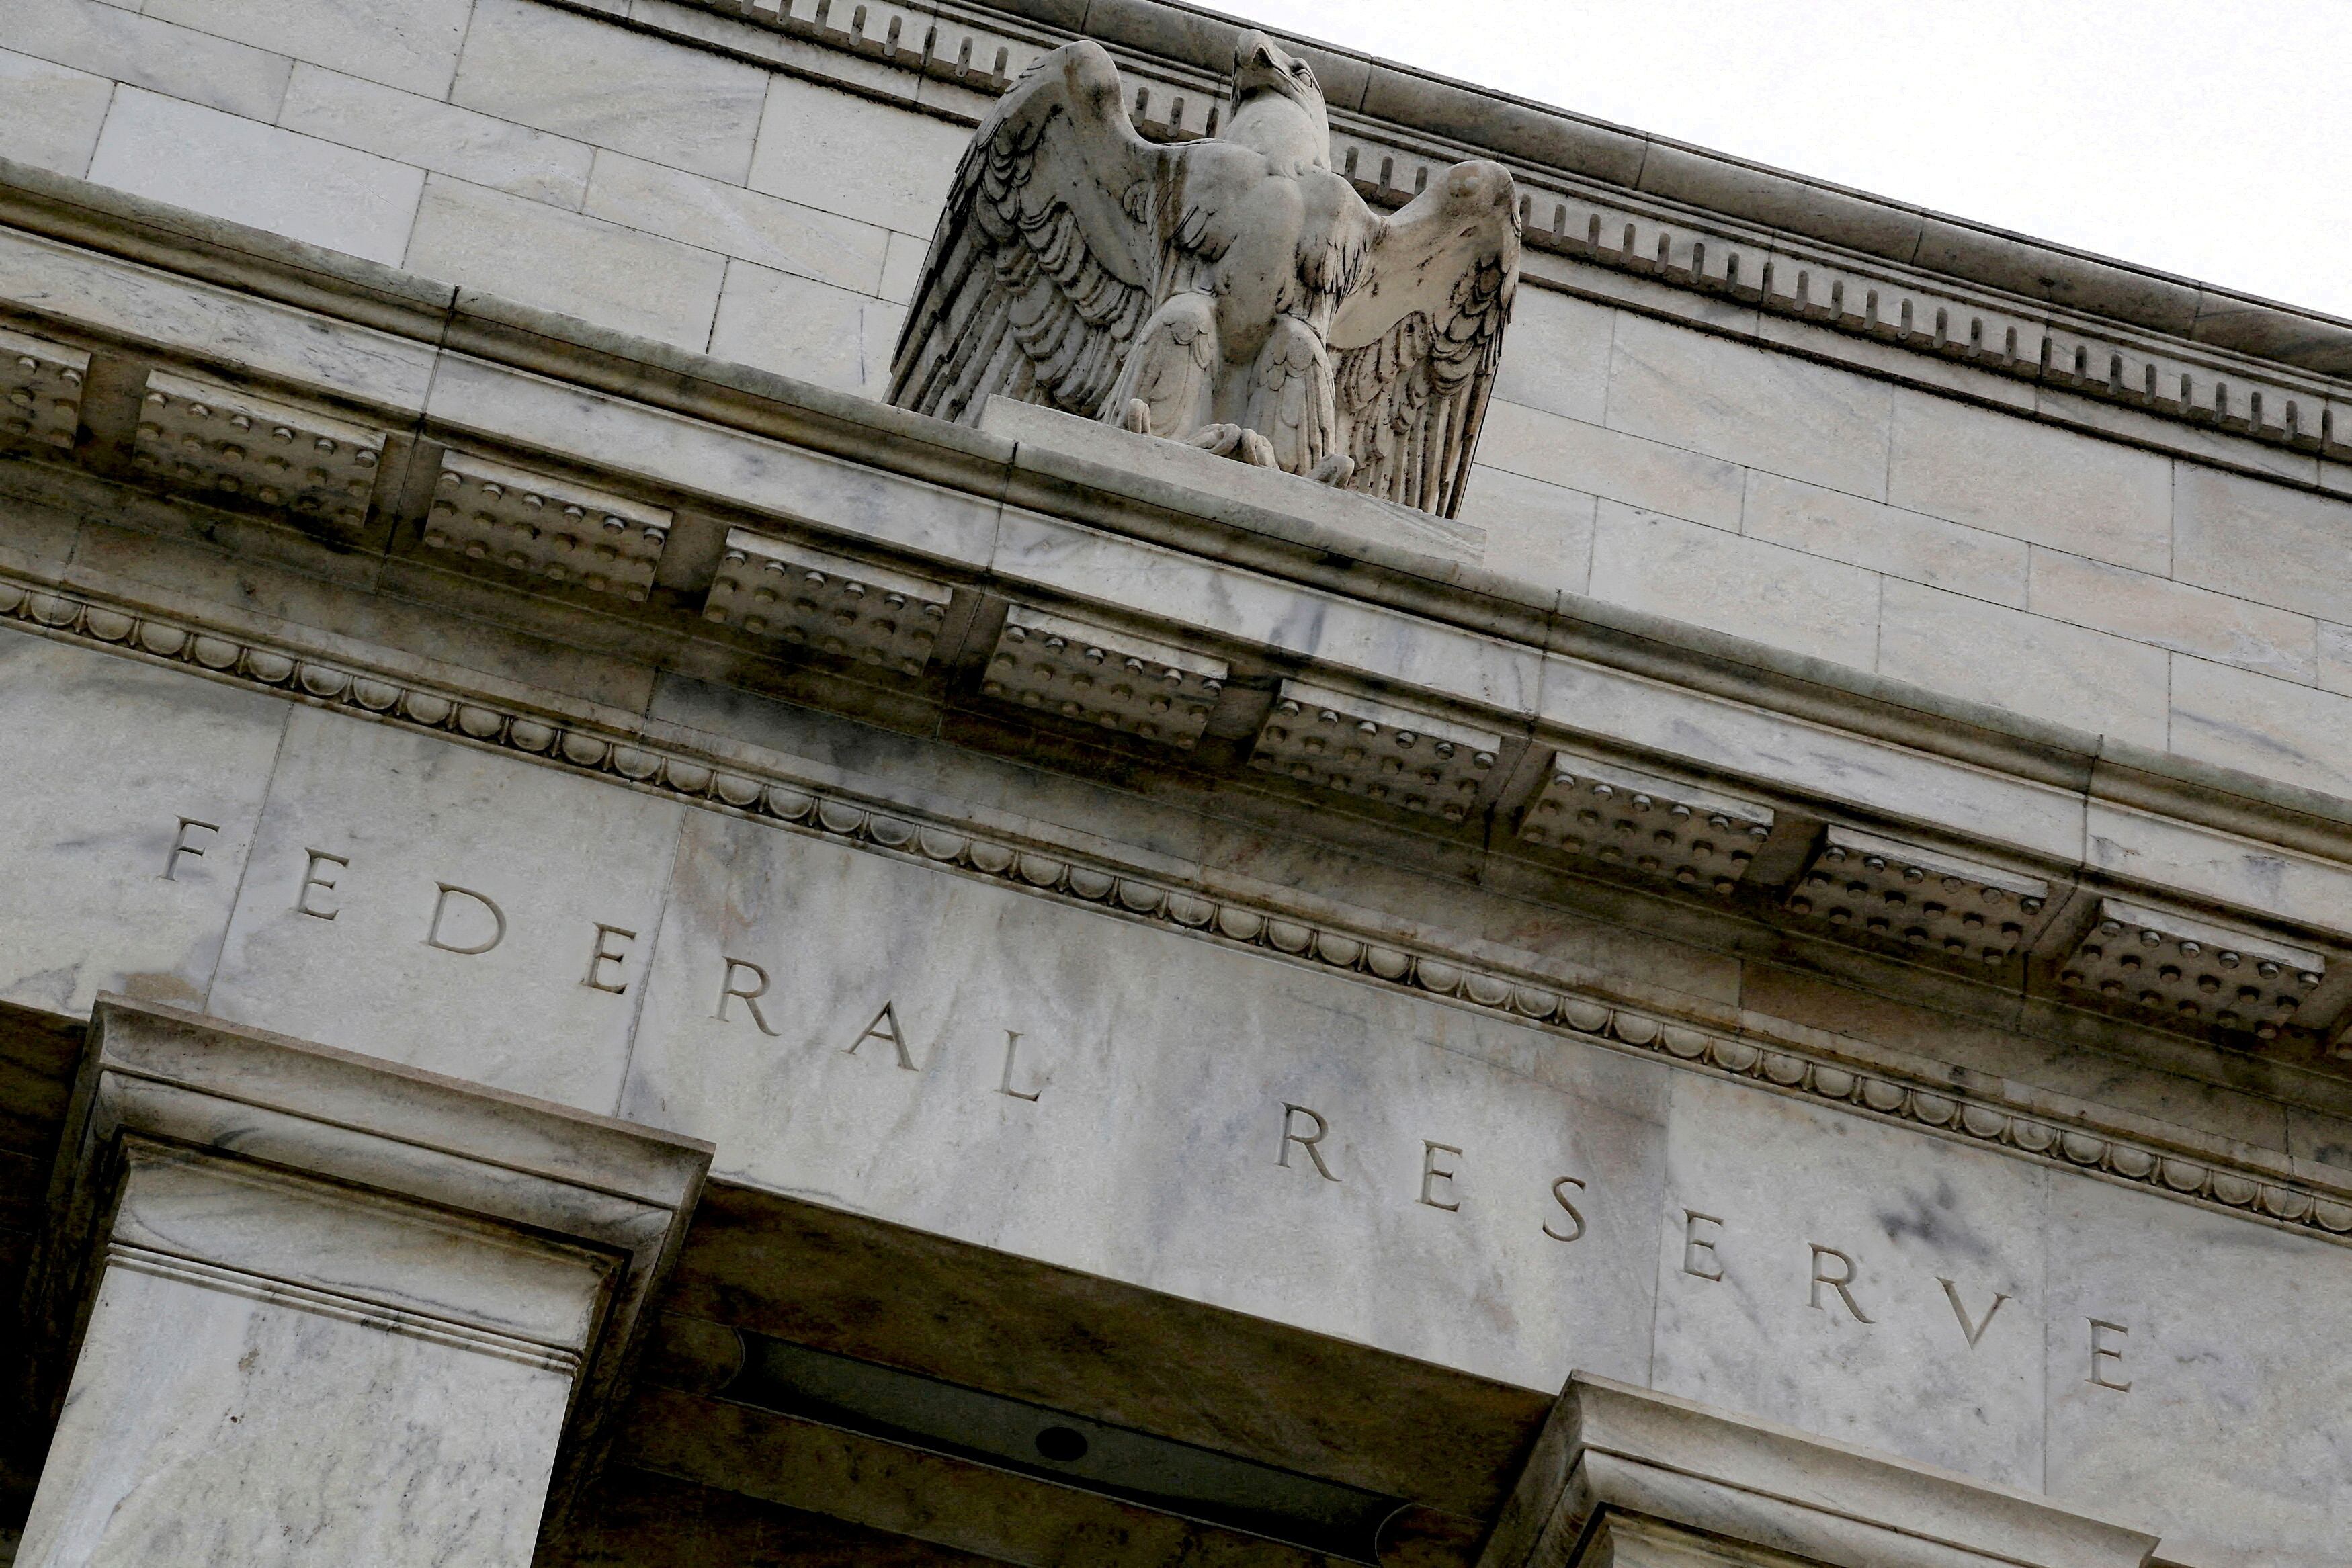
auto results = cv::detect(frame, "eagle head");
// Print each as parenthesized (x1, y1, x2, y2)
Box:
(1230, 30, 1324, 116)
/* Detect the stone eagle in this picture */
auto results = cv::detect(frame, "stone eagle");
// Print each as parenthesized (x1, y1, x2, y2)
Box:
(888, 30, 1521, 518)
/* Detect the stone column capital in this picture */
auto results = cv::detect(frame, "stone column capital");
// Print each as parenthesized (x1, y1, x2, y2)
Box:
(26, 994, 712, 1532)
(1479, 1373, 2160, 1568)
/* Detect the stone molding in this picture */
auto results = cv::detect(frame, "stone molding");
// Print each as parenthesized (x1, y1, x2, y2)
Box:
(7, 567, 2349, 1252)
(103, 1242, 585, 1375)
(26, 995, 714, 1530)
(1478, 1373, 2159, 1568)
(594, 0, 2352, 470)
(9, 154, 2352, 891)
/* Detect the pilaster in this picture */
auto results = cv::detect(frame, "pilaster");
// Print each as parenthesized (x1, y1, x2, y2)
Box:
(17, 996, 710, 1567)
(1479, 1374, 2159, 1568)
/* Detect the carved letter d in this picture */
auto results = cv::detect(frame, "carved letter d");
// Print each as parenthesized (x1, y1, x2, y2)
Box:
(425, 883, 507, 955)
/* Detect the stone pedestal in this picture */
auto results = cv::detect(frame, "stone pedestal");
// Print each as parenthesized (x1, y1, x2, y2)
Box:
(1478, 1375, 2159, 1568)
(17, 996, 710, 1567)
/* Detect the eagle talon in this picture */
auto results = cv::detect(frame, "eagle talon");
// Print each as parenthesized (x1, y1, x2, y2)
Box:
(1187, 423, 1244, 458)
(1119, 399, 1153, 436)
(1310, 453, 1355, 488)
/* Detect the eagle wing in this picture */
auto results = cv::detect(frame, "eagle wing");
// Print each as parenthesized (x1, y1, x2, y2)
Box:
(1329, 161, 1521, 518)
(890, 40, 1183, 425)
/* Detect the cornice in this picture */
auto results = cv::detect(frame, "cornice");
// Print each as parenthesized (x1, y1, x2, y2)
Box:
(6, 562, 2350, 1251)
(593, 0, 2352, 473)
(7, 157, 2350, 873)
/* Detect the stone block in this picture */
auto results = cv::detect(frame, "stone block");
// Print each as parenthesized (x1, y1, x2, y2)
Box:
(878, 228, 927, 305)
(405, 175, 726, 349)
(980, 397, 1484, 567)
(0, 228, 441, 413)
(1456, 466, 1597, 597)
(0, 629, 286, 1018)
(621, 809, 1671, 1393)
(0, 322, 89, 450)
(133, 367, 388, 535)
(2174, 461, 2352, 625)
(1537, 655, 2087, 861)
(0, 46, 112, 177)
(1477, 399, 1746, 531)
(2083, 799, 2352, 941)
(1587, 500, 1882, 671)
(747, 73, 970, 238)
(422, 355, 1000, 569)
(425, 448, 671, 603)
(2321, 621, 2352, 698)
(1741, 469, 2027, 607)
(2044, 1174, 2352, 1568)
(2028, 547, 2316, 685)
(993, 510, 1541, 715)
(1606, 310, 1894, 500)
(278, 64, 594, 209)
(1490, 286, 1614, 426)
(2058, 897, 2322, 1041)
(1888, 387, 2173, 574)
(585, 150, 890, 294)
(87, 87, 425, 267)
(1250, 678, 1503, 822)
(1787, 825, 2050, 968)
(1876, 580, 2170, 750)
(1650, 1069, 2050, 1487)
(205, 705, 688, 1113)
(144, 0, 472, 97)
(1517, 749, 1771, 895)
(986, 605, 1228, 751)
(451, 0, 767, 183)
(4, 0, 292, 120)
(706, 259, 898, 394)
(704, 527, 953, 673)
(2167, 653, 2352, 801)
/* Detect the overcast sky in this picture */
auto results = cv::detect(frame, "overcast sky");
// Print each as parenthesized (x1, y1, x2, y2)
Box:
(1232, 1, 2351, 320)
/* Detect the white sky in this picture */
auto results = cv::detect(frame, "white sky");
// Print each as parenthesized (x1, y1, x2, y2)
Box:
(1232, 0, 2352, 320)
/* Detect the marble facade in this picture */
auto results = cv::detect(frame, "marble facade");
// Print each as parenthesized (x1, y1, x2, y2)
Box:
(0, 1, 2349, 1564)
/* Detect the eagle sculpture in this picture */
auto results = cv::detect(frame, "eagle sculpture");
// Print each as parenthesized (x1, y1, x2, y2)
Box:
(888, 30, 1521, 519)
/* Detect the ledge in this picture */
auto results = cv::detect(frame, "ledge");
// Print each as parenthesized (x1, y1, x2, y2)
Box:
(5, 154, 2344, 863)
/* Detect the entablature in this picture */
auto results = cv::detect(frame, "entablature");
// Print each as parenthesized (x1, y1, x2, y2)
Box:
(9, 161, 2352, 1233)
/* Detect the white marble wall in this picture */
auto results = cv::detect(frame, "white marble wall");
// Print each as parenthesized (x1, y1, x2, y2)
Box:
(7, 0, 2352, 795)
(0, 638, 2341, 1561)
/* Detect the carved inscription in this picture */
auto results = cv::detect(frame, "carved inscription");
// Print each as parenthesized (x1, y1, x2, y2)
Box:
(163, 817, 218, 882)
(998, 1030, 1044, 1101)
(1545, 1177, 1587, 1243)
(1674, 1212, 2125, 1375)
(1682, 1211, 1725, 1280)
(425, 883, 506, 955)
(1807, 1243, 1874, 1323)
(846, 1002, 917, 1070)
(583, 923, 636, 994)
(1419, 1141, 1463, 1212)
(296, 849, 347, 920)
(2088, 1319, 2132, 1391)
(200, 822, 2166, 1395)
(1277, 1104, 1339, 1182)
(716, 957, 782, 1036)
(1941, 1278, 2009, 1349)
